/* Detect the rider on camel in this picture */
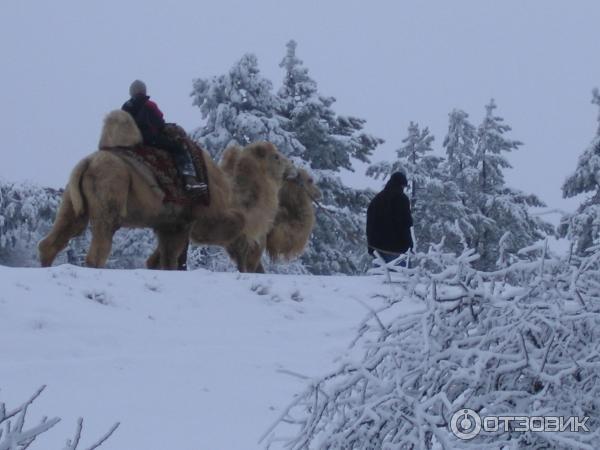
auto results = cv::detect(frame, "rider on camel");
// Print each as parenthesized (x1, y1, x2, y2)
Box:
(122, 80, 207, 194)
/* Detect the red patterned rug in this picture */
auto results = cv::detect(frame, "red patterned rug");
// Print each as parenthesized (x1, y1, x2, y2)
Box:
(101, 124, 210, 206)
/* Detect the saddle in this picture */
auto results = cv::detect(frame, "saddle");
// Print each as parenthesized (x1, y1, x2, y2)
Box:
(102, 124, 210, 206)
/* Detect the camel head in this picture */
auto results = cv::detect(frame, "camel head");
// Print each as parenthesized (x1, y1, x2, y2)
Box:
(287, 168, 321, 201)
(245, 141, 290, 184)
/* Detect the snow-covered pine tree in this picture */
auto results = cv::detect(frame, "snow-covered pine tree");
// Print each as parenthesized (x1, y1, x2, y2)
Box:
(278, 40, 317, 122)
(0, 179, 157, 268)
(190, 53, 303, 160)
(559, 89, 600, 255)
(440, 109, 483, 252)
(443, 109, 478, 190)
(0, 181, 62, 266)
(186, 245, 235, 272)
(368, 122, 471, 254)
(189, 53, 308, 270)
(474, 99, 521, 194)
(277, 40, 384, 274)
(471, 99, 551, 268)
(107, 228, 156, 268)
(279, 40, 378, 171)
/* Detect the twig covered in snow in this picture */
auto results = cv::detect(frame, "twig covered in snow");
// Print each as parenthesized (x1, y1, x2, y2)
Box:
(63, 418, 120, 450)
(0, 386, 60, 450)
(264, 244, 600, 449)
(0, 386, 118, 450)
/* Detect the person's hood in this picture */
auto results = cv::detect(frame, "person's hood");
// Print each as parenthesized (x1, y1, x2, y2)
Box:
(385, 172, 408, 191)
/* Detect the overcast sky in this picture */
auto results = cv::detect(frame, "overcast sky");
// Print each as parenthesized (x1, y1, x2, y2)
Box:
(2, 0, 599, 215)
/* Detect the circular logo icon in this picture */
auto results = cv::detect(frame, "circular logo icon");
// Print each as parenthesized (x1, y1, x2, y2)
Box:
(450, 408, 482, 440)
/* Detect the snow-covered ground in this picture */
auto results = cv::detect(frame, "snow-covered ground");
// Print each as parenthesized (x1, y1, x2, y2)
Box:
(0, 265, 417, 449)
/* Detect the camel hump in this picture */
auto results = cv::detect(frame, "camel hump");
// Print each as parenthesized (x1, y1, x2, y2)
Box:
(220, 144, 242, 176)
(98, 110, 143, 149)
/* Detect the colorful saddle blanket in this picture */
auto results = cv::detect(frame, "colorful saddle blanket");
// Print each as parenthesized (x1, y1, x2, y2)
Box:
(102, 124, 210, 206)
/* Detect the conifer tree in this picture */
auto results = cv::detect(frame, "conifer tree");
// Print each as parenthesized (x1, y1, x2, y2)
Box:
(191, 53, 303, 159)
(278, 40, 380, 171)
(367, 104, 551, 267)
(441, 110, 482, 250)
(189, 48, 383, 274)
(277, 40, 384, 274)
(560, 89, 600, 254)
(368, 122, 470, 253)
(474, 99, 522, 194)
(278, 40, 317, 119)
(0, 181, 61, 266)
(471, 100, 551, 267)
(189, 53, 308, 271)
(443, 109, 477, 190)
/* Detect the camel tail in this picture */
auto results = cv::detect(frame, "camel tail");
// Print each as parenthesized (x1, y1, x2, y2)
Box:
(68, 157, 90, 216)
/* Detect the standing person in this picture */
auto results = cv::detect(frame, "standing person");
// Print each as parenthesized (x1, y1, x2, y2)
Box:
(122, 80, 207, 194)
(366, 171, 413, 263)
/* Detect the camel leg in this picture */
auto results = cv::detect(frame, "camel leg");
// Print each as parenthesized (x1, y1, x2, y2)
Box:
(38, 190, 88, 267)
(178, 242, 189, 270)
(86, 221, 116, 268)
(155, 226, 190, 270)
(253, 259, 265, 274)
(80, 159, 131, 269)
(146, 241, 189, 270)
(146, 247, 161, 269)
(226, 236, 249, 272)
(149, 209, 245, 271)
(245, 237, 266, 273)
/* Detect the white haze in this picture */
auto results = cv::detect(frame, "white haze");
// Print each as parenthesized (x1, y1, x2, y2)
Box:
(1, 0, 599, 216)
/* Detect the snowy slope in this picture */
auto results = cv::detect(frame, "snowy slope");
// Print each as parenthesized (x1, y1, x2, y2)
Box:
(0, 265, 417, 449)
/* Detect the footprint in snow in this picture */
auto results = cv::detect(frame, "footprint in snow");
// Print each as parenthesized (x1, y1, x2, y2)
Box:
(251, 283, 270, 295)
(144, 283, 161, 293)
(83, 290, 111, 306)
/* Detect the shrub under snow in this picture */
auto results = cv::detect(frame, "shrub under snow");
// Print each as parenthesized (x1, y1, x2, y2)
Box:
(264, 242, 600, 449)
(0, 386, 118, 450)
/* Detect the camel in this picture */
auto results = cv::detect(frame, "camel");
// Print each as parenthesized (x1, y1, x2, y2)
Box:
(214, 146, 319, 272)
(148, 143, 310, 273)
(147, 143, 294, 272)
(228, 167, 321, 273)
(38, 110, 290, 269)
(218, 144, 290, 272)
(267, 168, 321, 261)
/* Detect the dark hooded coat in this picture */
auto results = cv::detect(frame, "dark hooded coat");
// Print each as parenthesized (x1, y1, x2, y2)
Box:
(122, 95, 165, 144)
(366, 173, 413, 255)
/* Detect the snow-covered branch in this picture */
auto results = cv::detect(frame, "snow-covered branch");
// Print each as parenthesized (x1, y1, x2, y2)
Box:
(265, 244, 600, 449)
(0, 386, 119, 450)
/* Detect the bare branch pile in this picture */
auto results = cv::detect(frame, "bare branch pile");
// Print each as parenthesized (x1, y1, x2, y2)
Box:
(265, 244, 600, 449)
